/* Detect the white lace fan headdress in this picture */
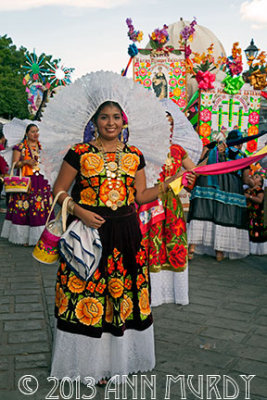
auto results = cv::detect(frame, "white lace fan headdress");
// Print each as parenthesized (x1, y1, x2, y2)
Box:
(39, 70, 170, 185)
(160, 98, 202, 164)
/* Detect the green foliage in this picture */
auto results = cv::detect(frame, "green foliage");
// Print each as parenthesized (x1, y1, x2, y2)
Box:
(0, 34, 60, 120)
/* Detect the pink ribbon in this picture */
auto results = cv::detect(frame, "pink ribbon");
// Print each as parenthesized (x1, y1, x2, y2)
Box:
(182, 151, 267, 186)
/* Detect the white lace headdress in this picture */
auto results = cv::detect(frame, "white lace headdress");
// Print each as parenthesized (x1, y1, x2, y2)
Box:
(160, 98, 202, 164)
(39, 70, 170, 185)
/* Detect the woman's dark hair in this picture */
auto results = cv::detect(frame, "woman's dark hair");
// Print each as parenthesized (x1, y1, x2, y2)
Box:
(26, 123, 38, 134)
(91, 101, 124, 124)
(22, 123, 38, 141)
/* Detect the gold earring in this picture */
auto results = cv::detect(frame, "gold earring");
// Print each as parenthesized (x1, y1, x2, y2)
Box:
(94, 126, 98, 138)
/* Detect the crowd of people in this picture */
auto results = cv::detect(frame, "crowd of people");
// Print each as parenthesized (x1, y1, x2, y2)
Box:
(0, 71, 266, 385)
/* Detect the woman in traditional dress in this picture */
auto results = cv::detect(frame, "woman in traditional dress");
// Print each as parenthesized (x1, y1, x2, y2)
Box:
(245, 171, 267, 255)
(139, 101, 197, 307)
(187, 129, 253, 261)
(1, 123, 53, 245)
(48, 71, 186, 384)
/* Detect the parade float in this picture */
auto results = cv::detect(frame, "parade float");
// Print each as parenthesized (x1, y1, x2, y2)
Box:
(21, 49, 74, 118)
(122, 18, 267, 207)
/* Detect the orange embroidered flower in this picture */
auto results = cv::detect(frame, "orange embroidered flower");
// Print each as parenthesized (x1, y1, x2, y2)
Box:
(93, 269, 101, 280)
(80, 153, 104, 177)
(55, 285, 69, 315)
(68, 276, 86, 293)
(125, 278, 132, 290)
(74, 144, 89, 154)
(143, 266, 149, 282)
(86, 281, 96, 293)
(107, 257, 115, 274)
(136, 274, 145, 289)
(108, 278, 124, 298)
(99, 180, 126, 204)
(126, 177, 134, 186)
(139, 288, 151, 315)
(136, 249, 146, 266)
(90, 177, 99, 187)
(120, 294, 133, 322)
(80, 187, 97, 206)
(128, 145, 142, 156)
(113, 248, 120, 258)
(81, 179, 90, 188)
(127, 186, 135, 205)
(60, 262, 66, 272)
(199, 123, 211, 138)
(75, 297, 103, 326)
(105, 296, 114, 324)
(61, 275, 67, 285)
(96, 282, 106, 294)
(120, 153, 140, 177)
(117, 256, 126, 275)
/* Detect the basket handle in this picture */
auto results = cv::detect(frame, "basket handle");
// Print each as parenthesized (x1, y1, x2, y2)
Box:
(45, 190, 67, 226)
(10, 162, 23, 179)
(61, 196, 71, 233)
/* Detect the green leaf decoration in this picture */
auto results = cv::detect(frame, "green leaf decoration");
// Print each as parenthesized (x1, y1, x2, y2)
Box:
(139, 49, 151, 55)
(171, 50, 182, 55)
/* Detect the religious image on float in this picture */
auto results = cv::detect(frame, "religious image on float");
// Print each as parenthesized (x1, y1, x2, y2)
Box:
(133, 53, 187, 110)
(198, 82, 261, 154)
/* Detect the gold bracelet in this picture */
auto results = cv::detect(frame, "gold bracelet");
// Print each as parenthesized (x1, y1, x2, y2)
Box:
(67, 198, 76, 215)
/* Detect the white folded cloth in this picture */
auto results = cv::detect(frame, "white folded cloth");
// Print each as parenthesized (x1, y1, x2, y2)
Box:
(59, 219, 102, 281)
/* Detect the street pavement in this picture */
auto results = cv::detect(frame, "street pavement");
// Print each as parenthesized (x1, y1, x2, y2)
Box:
(0, 202, 267, 400)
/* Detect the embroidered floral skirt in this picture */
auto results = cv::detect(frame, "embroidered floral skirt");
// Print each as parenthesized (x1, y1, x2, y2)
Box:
(139, 192, 188, 307)
(55, 205, 153, 338)
(142, 191, 188, 273)
(1, 173, 53, 245)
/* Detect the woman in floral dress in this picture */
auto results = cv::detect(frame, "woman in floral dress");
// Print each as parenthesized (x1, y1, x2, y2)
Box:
(140, 107, 196, 307)
(50, 97, 184, 385)
(1, 123, 53, 245)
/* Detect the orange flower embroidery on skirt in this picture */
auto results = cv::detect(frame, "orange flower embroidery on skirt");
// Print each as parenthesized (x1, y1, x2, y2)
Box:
(108, 278, 124, 298)
(67, 275, 87, 293)
(120, 294, 133, 322)
(139, 288, 151, 315)
(55, 284, 69, 315)
(75, 297, 104, 326)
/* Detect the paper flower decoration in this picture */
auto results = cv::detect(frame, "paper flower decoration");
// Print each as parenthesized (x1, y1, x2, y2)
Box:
(126, 18, 143, 43)
(44, 62, 74, 87)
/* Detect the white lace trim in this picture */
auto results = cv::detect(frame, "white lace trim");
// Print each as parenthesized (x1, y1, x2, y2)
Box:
(51, 324, 155, 383)
(150, 268, 189, 307)
(250, 241, 267, 255)
(1, 220, 44, 246)
(187, 220, 249, 259)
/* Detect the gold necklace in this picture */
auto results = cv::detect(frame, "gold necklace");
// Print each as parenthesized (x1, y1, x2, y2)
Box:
(27, 140, 40, 173)
(96, 138, 124, 210)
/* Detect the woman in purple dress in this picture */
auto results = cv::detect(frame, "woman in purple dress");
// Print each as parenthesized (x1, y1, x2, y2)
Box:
(1, 123, 53, 245)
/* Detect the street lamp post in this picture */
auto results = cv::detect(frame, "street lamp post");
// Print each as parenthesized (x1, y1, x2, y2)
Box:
(243, 39, 259, 82)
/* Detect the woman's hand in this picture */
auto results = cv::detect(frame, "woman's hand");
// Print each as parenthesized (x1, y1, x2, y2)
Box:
(217, 142, 226, 153)
(186, 171, 196, 186)
(25, 158, 38, 167)
(77, 208, 106, 229)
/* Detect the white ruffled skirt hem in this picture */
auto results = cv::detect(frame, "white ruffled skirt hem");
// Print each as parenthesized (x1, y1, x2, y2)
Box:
(51, 323, 155, 383)
(1, 220, 44, 246)
(187, 220, 249, 259)
(150, 269, 189, 307)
